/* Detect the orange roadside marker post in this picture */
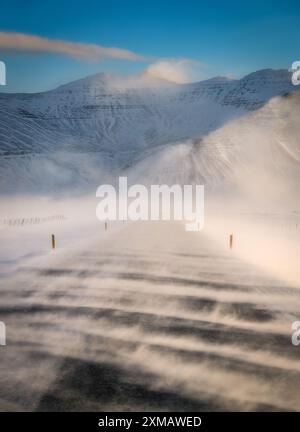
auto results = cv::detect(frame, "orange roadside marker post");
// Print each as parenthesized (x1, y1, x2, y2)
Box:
(51, 234, 56, 250)
(229, 233, 233, 249)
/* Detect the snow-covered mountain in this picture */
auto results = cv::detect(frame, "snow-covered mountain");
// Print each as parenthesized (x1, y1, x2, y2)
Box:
(0, 69, 298, 194)
(127, 93, 300, 205)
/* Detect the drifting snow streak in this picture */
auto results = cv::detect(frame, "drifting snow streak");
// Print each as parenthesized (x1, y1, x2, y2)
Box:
(0, 221, 299, 411)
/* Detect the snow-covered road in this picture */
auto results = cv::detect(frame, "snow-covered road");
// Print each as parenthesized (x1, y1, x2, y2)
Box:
(0, 220, 300, 411)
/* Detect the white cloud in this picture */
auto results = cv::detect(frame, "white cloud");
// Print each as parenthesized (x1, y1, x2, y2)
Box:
(144, 59, 206, 83)
(0, 31, 144, 62)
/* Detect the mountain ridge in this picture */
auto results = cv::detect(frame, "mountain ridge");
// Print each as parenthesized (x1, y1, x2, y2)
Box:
(0, 68, 299, 194)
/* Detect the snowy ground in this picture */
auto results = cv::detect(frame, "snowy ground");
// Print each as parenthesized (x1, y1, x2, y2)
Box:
(0, 199, 300, 411)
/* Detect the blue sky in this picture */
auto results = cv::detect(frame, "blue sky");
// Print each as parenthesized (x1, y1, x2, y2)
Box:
(0, 0, 299, 92)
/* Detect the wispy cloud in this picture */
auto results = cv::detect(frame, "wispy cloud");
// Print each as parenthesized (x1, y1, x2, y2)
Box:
(0, 31, 144, 62)
(144, 59, 207, 83)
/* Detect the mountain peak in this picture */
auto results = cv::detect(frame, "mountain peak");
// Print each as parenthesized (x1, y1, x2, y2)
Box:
(241, 68, 291, 82)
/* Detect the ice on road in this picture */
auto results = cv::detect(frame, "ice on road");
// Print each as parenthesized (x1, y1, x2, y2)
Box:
(0, 220, 300, 411)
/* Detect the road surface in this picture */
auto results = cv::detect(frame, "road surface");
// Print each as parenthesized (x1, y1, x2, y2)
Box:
(0, 221, 300, 411)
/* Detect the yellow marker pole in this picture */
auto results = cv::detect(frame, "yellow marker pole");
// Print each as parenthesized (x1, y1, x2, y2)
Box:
(51, 234, 56, 250)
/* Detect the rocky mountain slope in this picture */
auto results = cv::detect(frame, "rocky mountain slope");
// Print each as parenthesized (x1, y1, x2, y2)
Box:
(0, 69, 298, 194)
